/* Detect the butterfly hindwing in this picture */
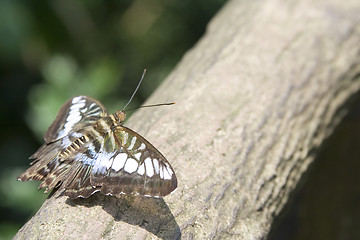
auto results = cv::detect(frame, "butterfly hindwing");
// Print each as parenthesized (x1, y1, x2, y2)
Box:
(87, 126, 177, 197)
(61, 126, 177, 198)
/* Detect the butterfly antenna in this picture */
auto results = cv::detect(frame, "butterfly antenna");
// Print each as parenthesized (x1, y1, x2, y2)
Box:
(126, 102, 176, 112)
(123, 69, 147, 111)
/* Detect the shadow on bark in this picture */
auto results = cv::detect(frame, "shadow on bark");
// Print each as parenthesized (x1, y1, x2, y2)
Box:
(65, 193, 181, 239)
(268, 93, 360, 240)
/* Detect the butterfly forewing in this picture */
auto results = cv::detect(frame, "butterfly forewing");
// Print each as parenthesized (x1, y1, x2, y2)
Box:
(18, 95, 177, 199)
(43, 96, 108, 143)
(19, 96, 108, 183)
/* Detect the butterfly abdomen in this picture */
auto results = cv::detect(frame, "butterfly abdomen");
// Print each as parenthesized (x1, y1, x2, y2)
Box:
(59, 136, 88, 159)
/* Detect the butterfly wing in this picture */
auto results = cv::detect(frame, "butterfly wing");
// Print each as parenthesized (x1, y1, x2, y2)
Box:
(19, 96, 177, 198)
(43, 96, 108, 143)
(18, 96, 108, 185)
(63, 126, 177, 198)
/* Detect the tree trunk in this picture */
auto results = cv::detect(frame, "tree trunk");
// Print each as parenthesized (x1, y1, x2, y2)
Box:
(15, 0, 360, 239)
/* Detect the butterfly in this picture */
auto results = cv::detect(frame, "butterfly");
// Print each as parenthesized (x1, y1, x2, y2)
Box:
(18, 93, 177, 199)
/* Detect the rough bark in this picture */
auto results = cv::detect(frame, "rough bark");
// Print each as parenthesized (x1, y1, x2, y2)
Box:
(15, 0, 360, 239)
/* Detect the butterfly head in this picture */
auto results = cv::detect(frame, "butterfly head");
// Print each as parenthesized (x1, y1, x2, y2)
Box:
(112, 110, 126, 124)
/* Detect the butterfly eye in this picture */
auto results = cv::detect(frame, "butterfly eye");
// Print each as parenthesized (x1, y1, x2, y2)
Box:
(114, 110, 126, 123)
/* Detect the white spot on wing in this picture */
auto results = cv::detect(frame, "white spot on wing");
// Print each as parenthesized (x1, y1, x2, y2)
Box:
(72, 96, 83, 103)
(153, 159, 160, 174)
(70, 102, 85, 110)
(164, 162, 171, 168)
(134, 152, 141, 160)
(124, 158, 138, 173)
(138, 164, 145, 175)
(144, 158, 154, 177)
(62, 102, 84, 136)
(112, 153, 127, 171)
(105, 158, 113, 170)
(163, 166, 172, 180)
(70, 105, 80, 110)
(138, 143, 146, 150)
(67, 113, 81, 123)
(122, 132, 129, 145)
(159, 165, 164, 179)
(80, 107, 88, 113)
(128, 137, 136, 150)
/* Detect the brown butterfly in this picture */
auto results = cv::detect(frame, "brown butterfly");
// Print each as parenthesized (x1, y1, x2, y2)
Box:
(18, 73, 177, 199)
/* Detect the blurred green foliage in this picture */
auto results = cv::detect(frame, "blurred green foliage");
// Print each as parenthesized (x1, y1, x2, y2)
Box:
(0, 0, 226, 238)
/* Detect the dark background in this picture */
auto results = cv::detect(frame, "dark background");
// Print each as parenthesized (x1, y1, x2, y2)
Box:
(268, 94, 360, 240)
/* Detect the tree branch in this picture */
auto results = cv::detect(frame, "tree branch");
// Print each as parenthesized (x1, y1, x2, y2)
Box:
(15, 0, 360, 239)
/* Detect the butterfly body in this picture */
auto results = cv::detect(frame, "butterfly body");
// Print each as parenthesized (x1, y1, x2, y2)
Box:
(19, 96, 177, 198)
